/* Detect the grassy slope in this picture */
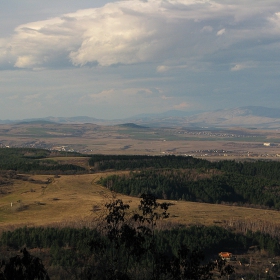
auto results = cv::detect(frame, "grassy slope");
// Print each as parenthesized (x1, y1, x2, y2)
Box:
(1, 172, 280, 231)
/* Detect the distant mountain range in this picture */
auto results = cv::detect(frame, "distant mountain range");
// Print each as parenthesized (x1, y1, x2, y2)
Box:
(128, 106, 280, 128)
(2, 106, 280, 129)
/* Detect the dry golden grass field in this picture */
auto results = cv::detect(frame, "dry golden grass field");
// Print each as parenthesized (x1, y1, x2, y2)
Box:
(1, 172, 280, 232)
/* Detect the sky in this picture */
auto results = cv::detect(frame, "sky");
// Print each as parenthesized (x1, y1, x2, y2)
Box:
(0, 0, 280, 120)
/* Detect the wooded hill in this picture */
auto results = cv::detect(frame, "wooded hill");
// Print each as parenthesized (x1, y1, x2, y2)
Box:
(2, 149, 280, 209)
(1, 149, 280, 278)
(91, 155, 280, 209)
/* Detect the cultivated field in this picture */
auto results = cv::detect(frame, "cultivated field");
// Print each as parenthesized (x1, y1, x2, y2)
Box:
(1, 122, 280, 160)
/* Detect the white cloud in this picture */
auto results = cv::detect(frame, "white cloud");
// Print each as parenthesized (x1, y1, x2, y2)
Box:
(157, 65, 170, 73)
(0, 0, 279, 70)
(15, 56, 38, 68)
(216, 28, 225, 36)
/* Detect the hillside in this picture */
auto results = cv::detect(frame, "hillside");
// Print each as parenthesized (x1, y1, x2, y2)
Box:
(2, 150, 280, 279)
(2, 172, 280, 232)
(1, 151, 280, 234)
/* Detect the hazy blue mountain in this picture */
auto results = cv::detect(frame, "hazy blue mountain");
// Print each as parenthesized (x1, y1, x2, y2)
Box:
(130, 109, 203, 119)
(15, 120, 56, 125)
(1, 107, 280, 128)
(0, 116, 105, 125)
(127, 107, 280, 128)
(45, 116, 104, 123)
(240, 106, 280, 118)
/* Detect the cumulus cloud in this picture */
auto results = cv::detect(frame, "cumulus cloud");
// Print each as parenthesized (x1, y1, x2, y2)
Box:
(0, 0, 280, 69)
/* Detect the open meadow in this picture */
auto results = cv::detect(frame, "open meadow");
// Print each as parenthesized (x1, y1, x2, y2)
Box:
(1, 171, 280, 232)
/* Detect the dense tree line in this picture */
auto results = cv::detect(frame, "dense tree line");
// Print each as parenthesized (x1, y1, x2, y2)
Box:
(89, 155, 212, 171)
(0, 161, 86, 174)
(91, 155, 280, 208)
(90, 154, 280, 182)
(1, 225, 279, 267)
(3, 149, 280, 180)
(99, 169, 280, 208)
(0, 148, 51, 159)
(0, 148, 85, 174)
(3, 150, 280, 179)
(0, 227, 97, 251)
(215, 160, 280, 180)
